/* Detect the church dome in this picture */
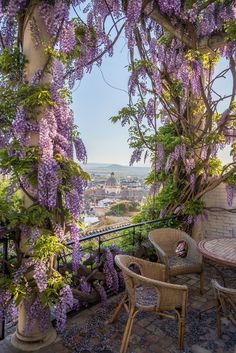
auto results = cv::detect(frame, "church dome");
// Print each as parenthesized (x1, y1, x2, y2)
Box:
(106, 172, 118, 187)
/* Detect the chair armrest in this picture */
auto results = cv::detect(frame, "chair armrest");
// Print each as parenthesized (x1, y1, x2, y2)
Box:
(150, 241, 168, 267)
(186, 237, 202, 264)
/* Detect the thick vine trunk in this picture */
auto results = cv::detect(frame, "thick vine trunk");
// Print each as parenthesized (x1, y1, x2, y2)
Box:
(11, 5, 56, 350)
(192, 220, 204, 242)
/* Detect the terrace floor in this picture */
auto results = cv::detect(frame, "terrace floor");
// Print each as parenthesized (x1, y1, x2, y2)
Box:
(1, 264, 236, 353)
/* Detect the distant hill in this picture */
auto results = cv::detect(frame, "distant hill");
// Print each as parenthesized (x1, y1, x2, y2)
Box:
(82, 163, 150, 177)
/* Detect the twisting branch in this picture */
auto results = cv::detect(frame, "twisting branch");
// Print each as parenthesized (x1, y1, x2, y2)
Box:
(64, 22, 125, 79)
(72, 4, 86, 26)
(196, 164, 236, 199)
(229, 56, 236, 106)
(103, 0, 119, 33)
(0, 31, 5, 49)
(144, 2, 194, 48)
(142, 0, 228, 52)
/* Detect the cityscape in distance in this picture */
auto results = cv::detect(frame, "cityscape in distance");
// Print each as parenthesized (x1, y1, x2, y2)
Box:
(82, 163, 151, 231)
(82, 163, 150, 177)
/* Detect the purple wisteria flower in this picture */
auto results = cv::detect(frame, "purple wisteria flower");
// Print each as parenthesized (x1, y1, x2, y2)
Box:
(130, 148, 143, 166)
(24, 298, 50, 335)
(33, 260, 48, 293)
(67, 222, 83, 271)
(158, 0, 181, 16)
(226, 185, 235, 207)
(59, 22, 76, 54)
(73, 137, 87, 162)
(12, 108, 27, 146)
(95, 283, 107, 307)
(103, 248, 119, 293)
(56, 285, 74, 332)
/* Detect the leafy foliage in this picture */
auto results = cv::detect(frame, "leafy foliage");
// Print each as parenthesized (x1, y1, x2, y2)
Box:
(0, 179, 21, 227)
(106, 201, 139, 216)
(34, 233, 65, 260)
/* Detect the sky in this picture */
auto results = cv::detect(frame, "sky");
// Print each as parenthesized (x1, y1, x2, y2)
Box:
(72, 38, 132, 166)
(72, 38, 233, 167)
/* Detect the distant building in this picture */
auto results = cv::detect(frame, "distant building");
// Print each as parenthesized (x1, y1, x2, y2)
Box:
(105, 172, 120, 194)
(84, 171, 149, 215)
(84, 216, 99, 226)
(120, 188, 146, 203)
(97, 198, 115, 207)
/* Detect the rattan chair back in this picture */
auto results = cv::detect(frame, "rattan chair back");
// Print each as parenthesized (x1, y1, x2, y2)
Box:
(112, 254, 188, 352)
(212, 279, 236, 334)
(148, 228, 204, 293)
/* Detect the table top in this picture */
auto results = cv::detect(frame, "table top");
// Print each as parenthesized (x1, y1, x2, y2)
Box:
(198, 238, 236, 268)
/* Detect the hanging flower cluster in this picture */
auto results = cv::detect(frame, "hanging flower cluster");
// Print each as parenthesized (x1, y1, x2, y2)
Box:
(72, 246, 124, 308)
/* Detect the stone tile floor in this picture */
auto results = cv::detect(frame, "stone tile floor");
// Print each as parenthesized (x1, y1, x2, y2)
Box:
(1, 265, 236, 353)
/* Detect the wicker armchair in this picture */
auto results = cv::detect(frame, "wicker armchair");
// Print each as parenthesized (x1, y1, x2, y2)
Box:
(149, 228, 204, 293)
(110, 255, 188, 353)
(212, 279, 236, 337)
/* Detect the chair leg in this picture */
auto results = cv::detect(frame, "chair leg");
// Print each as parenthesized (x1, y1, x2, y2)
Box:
(178, 318, 185, 350)
(108, 293, 128, 324)
(200, 271, 204, 295)
(216, 304, 222, 338)
(120, 306, 136, 353)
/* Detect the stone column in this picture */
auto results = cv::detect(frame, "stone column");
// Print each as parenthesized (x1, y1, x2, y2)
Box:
(11, 5, 56, 350)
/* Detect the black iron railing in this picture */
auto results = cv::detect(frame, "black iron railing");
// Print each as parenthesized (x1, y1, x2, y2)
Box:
(0, 215, 179, 340)
(69, 215, 177, 245)
(60, 216, 179, 267)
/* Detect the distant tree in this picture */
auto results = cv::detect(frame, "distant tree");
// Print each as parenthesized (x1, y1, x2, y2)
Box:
(106, 201, 139, 216)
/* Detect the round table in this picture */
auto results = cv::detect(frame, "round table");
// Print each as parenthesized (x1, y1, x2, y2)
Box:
(198, 238, 236, 268)
(198, 238, 236, 317)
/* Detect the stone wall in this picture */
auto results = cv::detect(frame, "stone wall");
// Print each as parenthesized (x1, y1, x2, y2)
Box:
(202, 183, 236, 239)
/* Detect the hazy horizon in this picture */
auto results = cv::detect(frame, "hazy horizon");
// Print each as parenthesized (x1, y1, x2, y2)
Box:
(82, 161, 150, 167)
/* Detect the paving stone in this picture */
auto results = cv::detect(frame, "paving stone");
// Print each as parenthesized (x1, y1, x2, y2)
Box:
(128, 346, 143, 353)
(167, 345, 182, 353)
(146, 323, 165, 334)
(144, 334, 160, 344)
(131, 324, 147, 336)
(196, 296, 208, 303)
(157, 335, 174, 348)
(147, 343, 169, 353)
(191, 301, 205, 310)
(1, 266, 235, 353)
(40, 341, 70, 353)
(138, 317, 154, 327)
(129, 334, 142, 344)
(188, 279, 199, 285)
(191, 344, 212, 353)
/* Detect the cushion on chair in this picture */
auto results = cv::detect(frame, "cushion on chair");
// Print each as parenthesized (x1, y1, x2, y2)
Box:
(175, 240, 188, 258)
(135, 286, 159, 308)
(169, 256, 201, 276)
